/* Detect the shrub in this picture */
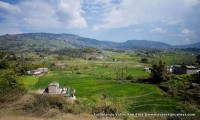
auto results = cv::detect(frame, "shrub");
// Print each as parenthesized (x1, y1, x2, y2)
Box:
(83, 66, 90, 69)
(22, 94, 68, 116)
(19, 94, 126, 117)
(21, 94, 93, 116)
(126, 75, 133, 80)
(65, 98, 92, 114)
(140, 58, 149, 63)
(91, 94, 125, 115)
(76, 71, 81, 74)
(0, 71, 27, 104)
(131, 76, 150, 83)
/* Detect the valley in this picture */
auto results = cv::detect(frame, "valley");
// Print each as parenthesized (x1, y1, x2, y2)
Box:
(0, 33, 200, 120)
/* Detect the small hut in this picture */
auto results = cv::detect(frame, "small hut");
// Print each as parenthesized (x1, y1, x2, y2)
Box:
(144, 67, 150, 72)
(48, 82, 60, 94)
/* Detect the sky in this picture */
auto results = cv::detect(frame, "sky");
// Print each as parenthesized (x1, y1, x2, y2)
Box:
(0, 0, 200, 45)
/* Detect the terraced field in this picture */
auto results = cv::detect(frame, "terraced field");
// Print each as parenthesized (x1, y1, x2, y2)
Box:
(23, 67, 181, 113)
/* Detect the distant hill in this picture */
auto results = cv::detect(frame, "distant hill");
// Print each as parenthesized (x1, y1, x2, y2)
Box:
(0, 33, 199, 52)
(0, 33, 118, 52)
(175, 42, 200, 48)
(119, 40, 172, 49)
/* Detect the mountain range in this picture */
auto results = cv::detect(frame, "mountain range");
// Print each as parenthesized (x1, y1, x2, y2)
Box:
(0, 33, 199, 52)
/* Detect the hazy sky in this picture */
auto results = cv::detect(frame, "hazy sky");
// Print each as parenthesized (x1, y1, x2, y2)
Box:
(0, 0, 200, 45)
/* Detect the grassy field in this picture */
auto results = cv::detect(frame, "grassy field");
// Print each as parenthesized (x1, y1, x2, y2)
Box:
(19, 51, 190, 114)
(21, 76, 39, 90)
(25, 66, 181, 113)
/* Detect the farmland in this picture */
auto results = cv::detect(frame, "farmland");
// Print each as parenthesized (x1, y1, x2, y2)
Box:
(20, 51, 185, 114)
(1, 49, 199, 120)
(23, 69, 181, 113)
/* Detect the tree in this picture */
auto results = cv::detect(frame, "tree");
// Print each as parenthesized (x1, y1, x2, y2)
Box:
(0, 71, 27, 102)
(112, 63, 128, 83)
(0, 52, 6, 59)
(0, 71, 26, 92)
(196, 54, 200, 65)
(13, 62, 44, 75)
(0, 60, 9, 69)
(140, 58, 149, 63)
(150, 60, 167, 83)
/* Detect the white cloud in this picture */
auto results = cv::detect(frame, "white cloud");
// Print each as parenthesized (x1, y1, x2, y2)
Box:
(0, 0, 87, 34)
(0, 1, 20, 13)
(55, 0, 87, 28)
(94, 0, 197, 29)
(150, 28, 166, 34)
(181, 28, 195, 36)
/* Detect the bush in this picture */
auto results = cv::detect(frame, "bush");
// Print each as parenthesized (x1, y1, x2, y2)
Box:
(140, 58, 149, 63)
(131, 76, 150, 83)
(22, 94, 66, 115)
(83, 66, 90, 69)
(19, 94, 126, 117)
(91, 94, 125, 115)
(76, 71, 81, 74)
(126, 75, 133, 80)
(21, 94, 93, 116)
(0, 71, 27, 104)
(66, 98, 92, 114)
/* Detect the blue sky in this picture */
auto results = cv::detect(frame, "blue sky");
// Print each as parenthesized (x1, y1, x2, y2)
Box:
(0, 0, 200, 45)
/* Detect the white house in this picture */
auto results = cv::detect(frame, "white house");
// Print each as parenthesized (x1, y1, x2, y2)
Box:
(144, 67, 150, 72)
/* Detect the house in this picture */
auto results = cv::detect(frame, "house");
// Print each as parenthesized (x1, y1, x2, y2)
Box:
(27, 70, 41, 75)
(197, 70, 200, 75)
(185, 66, 198, 74)
(144, 67, 150, 72)
(38, 68, 49, 73)
(166, 66, 173, 73)
(173, 65, 198, 75)
(48, 82, 61, 94)
(113, 58, 119, 62)
(46, 82, 76, 99)
(27, 68, 49, 76)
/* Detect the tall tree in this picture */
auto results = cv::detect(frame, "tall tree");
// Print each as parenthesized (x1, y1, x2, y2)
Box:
(196, 54, 200, 65)
(150, 60, 167, 83)
(0, 60, 9, 69)
(140, 58, 149, 63)
(113, 63, 128, 83)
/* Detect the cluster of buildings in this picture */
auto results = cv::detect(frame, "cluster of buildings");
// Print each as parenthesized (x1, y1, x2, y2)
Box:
(27, 68, 49, 76)
(144, 65, 199, 75)
(28, 68, 76, 99)
(167, 65, 199, 75)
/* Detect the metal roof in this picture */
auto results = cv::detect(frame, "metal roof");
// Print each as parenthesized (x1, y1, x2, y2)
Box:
(185, 66, 197, 69)
(49, 82, 59, 87)
(38, 68, 48, 70)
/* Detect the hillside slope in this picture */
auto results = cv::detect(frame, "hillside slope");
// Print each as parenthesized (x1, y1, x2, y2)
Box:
(2, 33, 199, 52)
(119, 40, 172, 49)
